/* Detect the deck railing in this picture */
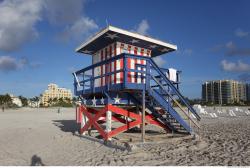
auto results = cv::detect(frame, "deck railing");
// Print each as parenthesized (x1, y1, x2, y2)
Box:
(73, 53, 200, 133)
(73, 53, 181, 95)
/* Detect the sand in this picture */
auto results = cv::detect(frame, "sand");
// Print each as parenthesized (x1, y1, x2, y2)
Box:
(0, 106, 250, 166)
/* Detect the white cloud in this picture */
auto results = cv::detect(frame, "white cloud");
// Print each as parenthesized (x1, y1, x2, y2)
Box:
(0, 0, 43, 52)
(0, 56, 26, 72)
(224, 41, 250, 56)
(0, 56, 41, 72)
(221, 60, 250, 72)
(59, 17, 98, 42)
(134, 19, 149, 35)
(44, 0, 98, 42)
(44, 0, 83, 26)
(212, 41, 250, 56)
(153, 56, 166, 67)
(0, 0, 98, 51)
(235, 28, 249, 38)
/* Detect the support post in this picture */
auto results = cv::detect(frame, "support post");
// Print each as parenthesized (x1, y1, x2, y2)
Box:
(106, 109, 112, 140)
(188, 109, 192, 133)
(141, 89, 145, 143)
(136, 105, 140, 129)
(80, 106, 88, 135)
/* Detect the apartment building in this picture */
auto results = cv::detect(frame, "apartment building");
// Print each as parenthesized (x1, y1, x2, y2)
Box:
(41, 83, 72, 106)
(202, 80, 246, 105)
(247, 84, 250, 102)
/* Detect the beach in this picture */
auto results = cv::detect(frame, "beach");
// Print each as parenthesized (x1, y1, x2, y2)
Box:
(0, 107, 250, 166)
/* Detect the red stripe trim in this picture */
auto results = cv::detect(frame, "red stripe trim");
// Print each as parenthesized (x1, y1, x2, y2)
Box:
(141, 48, 144, 56)
(134, 47, 137, 55)
(120, 43, 124, 83)
(128, 45, 132, 83)
(128, 45, 131, 54)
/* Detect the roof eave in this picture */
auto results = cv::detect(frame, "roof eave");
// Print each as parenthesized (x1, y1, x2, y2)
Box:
(75, 25, 177, 54)
(75, 26, 110, 53)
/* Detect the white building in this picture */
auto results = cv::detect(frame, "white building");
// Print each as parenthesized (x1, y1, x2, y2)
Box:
(10, 94, 22, 107)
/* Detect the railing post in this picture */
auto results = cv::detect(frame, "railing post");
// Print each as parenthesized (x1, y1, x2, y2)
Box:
(124, 55, 127, 88)
(90, 71, 94, 93)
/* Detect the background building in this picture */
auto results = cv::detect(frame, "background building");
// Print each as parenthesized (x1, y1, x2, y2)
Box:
(41, 83, 72, 106)
(202, 80, 246, 105)
(10, 94, 22, 107)
(247, 84, 250, 102)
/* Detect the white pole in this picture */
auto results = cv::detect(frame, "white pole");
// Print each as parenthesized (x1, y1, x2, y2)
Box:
(136, 105, 140, 129)
(106, 110, 112, 140)
(80, 109, 88, 135)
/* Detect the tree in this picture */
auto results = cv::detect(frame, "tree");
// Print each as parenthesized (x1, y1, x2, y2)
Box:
(18, 96, 28, 106)
(0, 94, 12, 107)
(48, 98, 53, 106)
(72, 97, 76, 101)
(52, 97, 58, 104)
(30, 96, 39, 102)
(0, 95, 4, 105)
(64, 97, 71, 103)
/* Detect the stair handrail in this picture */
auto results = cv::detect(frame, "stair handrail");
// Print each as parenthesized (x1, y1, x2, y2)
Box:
(172, 98, 200, 129)
(148, 58, 201, 120)
(151, 76, 200, 129)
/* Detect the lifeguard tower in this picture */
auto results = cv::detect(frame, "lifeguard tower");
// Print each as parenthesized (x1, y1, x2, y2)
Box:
(73, 26, 200, 142)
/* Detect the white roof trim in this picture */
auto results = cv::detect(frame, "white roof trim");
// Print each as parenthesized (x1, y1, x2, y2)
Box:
(75, 25, 177, 52)
(109, 26, 177, 50)
(75, 27, 109, 52)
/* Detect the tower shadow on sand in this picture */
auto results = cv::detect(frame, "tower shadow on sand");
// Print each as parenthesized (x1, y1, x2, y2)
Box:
(53, 120, 79, 135)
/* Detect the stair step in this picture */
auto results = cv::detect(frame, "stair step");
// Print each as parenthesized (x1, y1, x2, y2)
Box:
(132, 75, 200, 135)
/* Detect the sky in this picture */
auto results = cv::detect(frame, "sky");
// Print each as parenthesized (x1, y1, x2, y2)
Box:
(0, 0, 250, 99)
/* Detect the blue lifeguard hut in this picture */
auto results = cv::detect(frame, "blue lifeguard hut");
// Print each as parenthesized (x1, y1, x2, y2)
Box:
(73, 26, 200, 141)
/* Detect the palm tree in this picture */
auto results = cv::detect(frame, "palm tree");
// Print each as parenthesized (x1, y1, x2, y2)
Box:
(52, 97, 58, 105)
(5, 94, 12, 106)
(34, 96, 39, 102)
(48, 98, 53, 107)
(18, 95, 28, 106)
(58, 97, 64, 102)
(0, 95, 4, 105)
(64, 97, 71, 103)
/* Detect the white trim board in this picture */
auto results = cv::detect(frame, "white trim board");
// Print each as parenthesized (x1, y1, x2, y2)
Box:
(75, 25, 177, 53)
